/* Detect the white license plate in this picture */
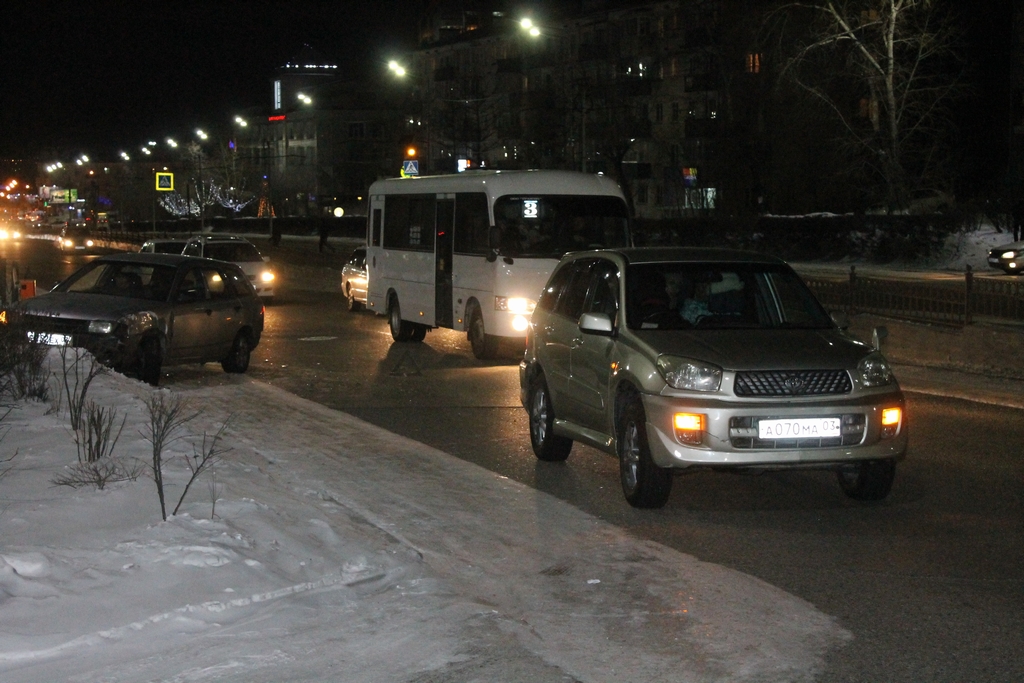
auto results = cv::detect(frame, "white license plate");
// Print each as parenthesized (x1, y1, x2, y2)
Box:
(758, 417, 841, 440)
(28, 332, 72, 346)
(988, 257, 999, 264)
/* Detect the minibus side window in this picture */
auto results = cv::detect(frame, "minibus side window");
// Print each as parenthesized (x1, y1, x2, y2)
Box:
(453, 192, 490, 255)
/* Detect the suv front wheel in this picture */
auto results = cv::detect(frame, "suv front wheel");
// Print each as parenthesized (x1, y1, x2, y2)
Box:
(617, 396, 672, 508)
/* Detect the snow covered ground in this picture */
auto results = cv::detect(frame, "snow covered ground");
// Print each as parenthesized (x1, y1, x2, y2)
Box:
(0, 355, 850, 682)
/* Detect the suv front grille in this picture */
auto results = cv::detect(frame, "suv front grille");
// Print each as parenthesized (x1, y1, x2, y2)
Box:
(734, 370, 852, 397)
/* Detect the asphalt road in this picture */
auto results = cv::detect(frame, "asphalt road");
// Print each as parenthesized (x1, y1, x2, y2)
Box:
(6, 236, 1023, 681)
(162, 286, 1021, 683)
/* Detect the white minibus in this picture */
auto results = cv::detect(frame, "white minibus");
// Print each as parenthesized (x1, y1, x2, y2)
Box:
(365, 170, 631, 358)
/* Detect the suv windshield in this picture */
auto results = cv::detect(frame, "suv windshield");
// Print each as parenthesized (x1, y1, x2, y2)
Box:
(626, 262, 833, 331)
(492, 195, 629, 258)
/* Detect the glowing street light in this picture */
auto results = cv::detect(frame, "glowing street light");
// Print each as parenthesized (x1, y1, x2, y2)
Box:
(120, 151, 131, 161)
(297, 93, 313, 105)
(388, 60, 407, 77)
(234, 115, 248, 127)
(195, 128, 208, 140)
(166, 138, 178, 148)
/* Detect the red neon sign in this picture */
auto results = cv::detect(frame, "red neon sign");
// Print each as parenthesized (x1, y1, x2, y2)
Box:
(268, 115, 286, 122)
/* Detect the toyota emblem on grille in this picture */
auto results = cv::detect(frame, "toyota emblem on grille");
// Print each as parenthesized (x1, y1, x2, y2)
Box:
(783, 376, 806, 392)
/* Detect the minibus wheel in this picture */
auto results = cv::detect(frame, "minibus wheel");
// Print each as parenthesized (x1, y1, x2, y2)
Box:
(389, 294, 415, 342)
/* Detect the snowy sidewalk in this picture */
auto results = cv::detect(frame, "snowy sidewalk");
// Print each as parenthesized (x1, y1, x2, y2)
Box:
(1, 372, 846, 683)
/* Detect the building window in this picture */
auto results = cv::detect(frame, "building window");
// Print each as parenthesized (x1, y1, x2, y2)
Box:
(745, 53, 762, 74)
(636, 184, 648, 205)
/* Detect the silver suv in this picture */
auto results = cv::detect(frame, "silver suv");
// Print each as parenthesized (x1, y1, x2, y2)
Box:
(520, 248, 907, 508)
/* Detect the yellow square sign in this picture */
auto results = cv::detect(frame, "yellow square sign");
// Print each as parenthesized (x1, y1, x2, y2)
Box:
(155, 172, 174, 191)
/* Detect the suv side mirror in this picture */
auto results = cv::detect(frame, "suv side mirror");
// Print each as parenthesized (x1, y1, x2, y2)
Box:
(579, 312, 614, 336)
(872, 326, 888, 351)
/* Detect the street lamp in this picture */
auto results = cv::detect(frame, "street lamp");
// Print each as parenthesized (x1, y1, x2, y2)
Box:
(388, 60, 407, 77)
(234, 116, 248, 127)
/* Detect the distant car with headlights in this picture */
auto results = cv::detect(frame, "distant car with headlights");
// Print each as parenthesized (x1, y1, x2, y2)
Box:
(341, 245, 367, 311)
(0, 223, 23, 240)
(140, 238, 189, 254)
(58, 226, 99, 253)
(182, 235, 275, 302)
(987, 241, 1024, 275)
(520, 247, 907, 509)
(5, 252, 264, 386)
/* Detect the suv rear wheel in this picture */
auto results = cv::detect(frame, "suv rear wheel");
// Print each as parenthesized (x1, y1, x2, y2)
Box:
(528, 373, 573, 461)
(617, 397, 672, 508)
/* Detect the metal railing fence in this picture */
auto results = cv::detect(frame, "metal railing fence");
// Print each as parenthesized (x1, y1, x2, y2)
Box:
(802, 265, 1024, 327)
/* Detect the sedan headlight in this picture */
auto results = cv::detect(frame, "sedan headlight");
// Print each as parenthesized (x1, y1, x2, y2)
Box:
(495, 296, 536, 315)
(1001, 250, 1019, 259)
(858, 352, 893, 387)
(87, 321, 116, 334)
(656, 355, 722, 392)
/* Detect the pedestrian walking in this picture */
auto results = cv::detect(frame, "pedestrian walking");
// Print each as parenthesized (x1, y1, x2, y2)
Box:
(318, 220, 333, 253)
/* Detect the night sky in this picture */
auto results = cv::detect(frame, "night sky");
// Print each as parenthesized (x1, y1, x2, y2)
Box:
(0, 0, 421, 161)
(0, 0, 1014, 197)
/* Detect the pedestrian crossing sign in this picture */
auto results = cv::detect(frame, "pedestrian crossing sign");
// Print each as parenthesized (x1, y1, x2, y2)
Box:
(401, 160, 419, 177)
(156, 172, 174, 191)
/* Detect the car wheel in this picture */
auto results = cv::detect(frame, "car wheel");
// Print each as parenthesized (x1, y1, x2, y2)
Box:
(617, 397, 672, 509)
(222, 331, 252, 373)
(136, 338, 162, 387)
(836, 458, 896, 501)
(410, 324, 427, 342)
(528, 373, 572, 461)
(346, 288, 363, 312)
(468, 305, 499, 360)
(389, 295, 414, 341)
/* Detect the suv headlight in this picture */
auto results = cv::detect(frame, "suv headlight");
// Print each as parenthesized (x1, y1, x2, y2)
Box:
(495, 296, 536, 315)
(656, 355, 722, 392)
(858, 352, 893, 387)
(87, 321, 116, 334)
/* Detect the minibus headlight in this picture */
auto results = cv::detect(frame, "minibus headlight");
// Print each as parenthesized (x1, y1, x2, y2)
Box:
(495, 296, 536, 315)
(261, 271, 275, 283)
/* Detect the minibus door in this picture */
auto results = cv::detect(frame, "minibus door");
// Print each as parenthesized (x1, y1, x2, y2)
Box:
(435, 196, 455, 328)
